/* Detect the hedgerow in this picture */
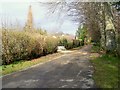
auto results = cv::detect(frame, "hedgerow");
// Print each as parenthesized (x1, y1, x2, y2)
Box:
(2, 30, 80, 65)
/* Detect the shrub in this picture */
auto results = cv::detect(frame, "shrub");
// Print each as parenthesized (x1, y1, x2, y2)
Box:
(2, 31, 59, 65)
(43, 36, 59, 54)
(66, 42, 73, 49)
(59, 38, 68, 46)
(59, 38, 80, 49)
(2, 30, 80, 65)
(73, 40, 80, 48)
(26, 32, 44, 58)
(59, 38, 71, 49)
(2, 31, 40, 64)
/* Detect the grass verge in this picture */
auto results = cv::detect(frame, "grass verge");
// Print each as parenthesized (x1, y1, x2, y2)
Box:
(1, 53, 63, 76)
(91, 54, 120, 88)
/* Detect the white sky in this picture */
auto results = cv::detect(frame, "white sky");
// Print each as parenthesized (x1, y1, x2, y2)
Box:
(0, 1, 80, 35)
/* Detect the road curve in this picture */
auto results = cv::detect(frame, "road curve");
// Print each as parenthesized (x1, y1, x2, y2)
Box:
(2, 45, 96, 88)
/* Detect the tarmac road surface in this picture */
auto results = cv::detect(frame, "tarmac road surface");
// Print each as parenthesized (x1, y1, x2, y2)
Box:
(2, 45, 96, 88)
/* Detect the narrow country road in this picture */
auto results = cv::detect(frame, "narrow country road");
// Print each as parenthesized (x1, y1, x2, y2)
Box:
(2, 45, 96, 88)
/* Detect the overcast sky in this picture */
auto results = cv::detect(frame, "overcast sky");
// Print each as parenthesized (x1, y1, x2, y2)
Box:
(0, 1, 80, 35)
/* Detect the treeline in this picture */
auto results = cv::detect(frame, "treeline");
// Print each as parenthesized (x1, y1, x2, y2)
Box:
(76, 2, 120, 56)
(2, 29, 80, 65)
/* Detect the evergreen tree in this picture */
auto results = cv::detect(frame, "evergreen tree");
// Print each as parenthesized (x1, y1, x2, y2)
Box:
(24, 5, 33, 31)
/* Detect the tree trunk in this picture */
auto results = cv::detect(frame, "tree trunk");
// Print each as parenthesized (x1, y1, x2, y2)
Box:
(104, 3, 116, 52)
